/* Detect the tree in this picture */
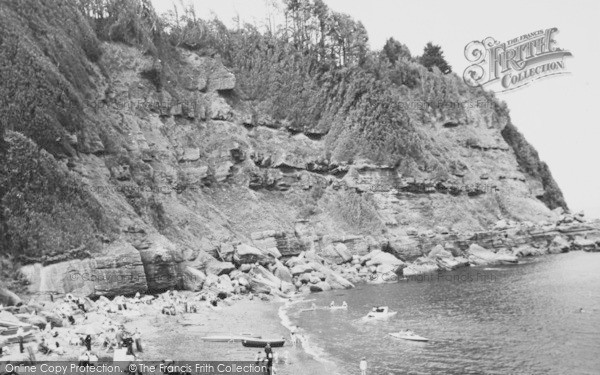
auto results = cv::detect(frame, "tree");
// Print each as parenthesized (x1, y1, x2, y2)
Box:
(382, 37, 411, 64)
(419, 42, 451, 74)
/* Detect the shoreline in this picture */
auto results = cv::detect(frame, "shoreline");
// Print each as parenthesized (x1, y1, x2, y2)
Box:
(5, 250, 597, 373)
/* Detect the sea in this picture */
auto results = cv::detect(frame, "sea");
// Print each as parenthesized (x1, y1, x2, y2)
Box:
(280, 251, 600, 375)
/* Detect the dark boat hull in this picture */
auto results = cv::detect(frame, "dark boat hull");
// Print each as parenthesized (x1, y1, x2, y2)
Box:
(241, 339, 285, 348)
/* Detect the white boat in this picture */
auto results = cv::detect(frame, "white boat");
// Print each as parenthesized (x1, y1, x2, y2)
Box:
(389, 331, 429, 342)
(361, 306, 397, 320)
(329, 305, 348, 310)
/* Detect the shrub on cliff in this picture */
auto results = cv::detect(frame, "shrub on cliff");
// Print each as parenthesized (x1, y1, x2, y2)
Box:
(0, 0, 101, 156)
(501, 123, 568, 210)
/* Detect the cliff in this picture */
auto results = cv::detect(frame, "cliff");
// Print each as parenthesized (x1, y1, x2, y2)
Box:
(0, 0, 587, 298)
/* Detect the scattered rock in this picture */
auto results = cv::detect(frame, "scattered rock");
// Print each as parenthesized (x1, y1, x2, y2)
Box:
(467, 244, 518, 266)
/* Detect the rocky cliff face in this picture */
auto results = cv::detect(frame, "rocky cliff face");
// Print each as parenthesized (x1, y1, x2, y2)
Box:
(0, 1, 586, 298)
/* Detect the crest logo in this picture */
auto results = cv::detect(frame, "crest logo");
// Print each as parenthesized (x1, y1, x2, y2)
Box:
(463, 28, 572, 92)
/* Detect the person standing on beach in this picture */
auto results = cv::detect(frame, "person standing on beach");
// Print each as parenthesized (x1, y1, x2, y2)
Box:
(264, 343, 273, 375)
(84, 334, 92, 351)
(133, 328, 143, 352)
(359, 357, 367, 375)
(16, 327, 24, 353)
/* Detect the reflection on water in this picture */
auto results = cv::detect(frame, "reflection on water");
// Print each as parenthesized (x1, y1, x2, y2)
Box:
(285, 252, 600, 375)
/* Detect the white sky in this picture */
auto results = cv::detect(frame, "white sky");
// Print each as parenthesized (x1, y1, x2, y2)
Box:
(152, 0, 600, 218)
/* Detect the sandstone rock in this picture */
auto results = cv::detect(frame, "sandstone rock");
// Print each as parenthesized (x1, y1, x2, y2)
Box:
(310, 281, 332, 293)
(427, 245, 469, 270)
(182, 267, 206, 291)
(403, 257, 439, 277)
(249, 265, 282, 290)
(273, 263, 293, 283)
(21, 241, 147, 297)
(299, 285, 311, 294)
(572, 237, 597, 251)
(387, 239, 422, 261)
(467, 244, 518, 266)
(208, 95, 233, 121)
(361, 250, 405, 273)
(290, 264, 314, 276)
(207, 66, 235, 91)
(179, 148, 200, 162)
(0, 288, 22, 306)
(204, 259, 235, 276)
(235, 244, 267, 264)
(548, 236, 570, 254)
(15, 314, 47, 329)
(240, 264, 253, 273)
(298, 273, 311, 284)
(217, 275, 235, 294)
(281, 281, 296, 294)
(39, 311, 63, 327)
(321, 243, 353, 265)
(512, 245, 547, 257)
(137, 235, 181, 291)
(310, 262, 354, 290)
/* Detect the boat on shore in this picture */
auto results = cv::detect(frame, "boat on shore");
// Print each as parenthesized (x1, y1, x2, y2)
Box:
(389, 331, 429, 342)
(241, 338, 285, 348)
(201, 334, 261, 342)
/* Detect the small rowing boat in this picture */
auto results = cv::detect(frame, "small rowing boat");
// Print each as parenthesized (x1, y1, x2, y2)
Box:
(389, 331, 429, 342)
(241, 338, 285, 348)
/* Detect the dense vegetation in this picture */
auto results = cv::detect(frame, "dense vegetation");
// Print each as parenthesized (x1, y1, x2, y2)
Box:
(0, 0, 114, 262)
(0, 133, 115, 263)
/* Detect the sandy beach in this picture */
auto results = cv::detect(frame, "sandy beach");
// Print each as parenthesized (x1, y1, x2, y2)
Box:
(4, 293, 337, 375)
(128, 296, 338, 375)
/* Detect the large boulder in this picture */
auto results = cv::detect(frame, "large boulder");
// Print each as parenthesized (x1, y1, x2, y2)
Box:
(310, 262, 354, 290)
(204, 259, 236, 276)
(137, 234, 181, 292)
(0, 288, 22, 306)
(361, 250, 405, 273)
(572, 237, 597, 251)
(427, 245, 468, 270)
(216, 275, 235, 295)
(548, 235, 571, 254)
(273, 262, 293, 283)
(512, 245, 547, 257)
(248, 265, 282, 293)
(182, 267, 206, 292)
(467, 244, 518, 266)
(321, 243, 353, 265)
(290, 263, 314, 276)
(403, 257, 439, 277)
(235, 244, 268, 264)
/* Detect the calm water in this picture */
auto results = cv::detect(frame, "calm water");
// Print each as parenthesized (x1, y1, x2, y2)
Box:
(284, 252, 600, 375)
